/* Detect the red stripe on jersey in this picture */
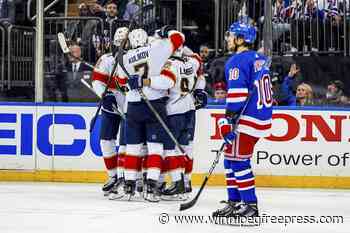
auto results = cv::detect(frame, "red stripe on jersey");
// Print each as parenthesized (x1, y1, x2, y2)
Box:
(92, 71, 116, 89)
(161, 69, 176, 83)
(238, 119, 272, 130)
(227, 93, 249, 98)
(169, 32, 185, 52)
(146, 154, 162, 170)
(226, 179, 237, 186)
(92, 70, 126, 88)
(92, 70, 108, 84)
(123, 155, 142, 171)
(237, 179, 255, 188)
(103, 155, 118, 170)
(116, 76, 127, 85)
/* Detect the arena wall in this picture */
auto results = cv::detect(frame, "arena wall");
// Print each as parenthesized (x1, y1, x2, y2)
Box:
(0, 102, 350, 188)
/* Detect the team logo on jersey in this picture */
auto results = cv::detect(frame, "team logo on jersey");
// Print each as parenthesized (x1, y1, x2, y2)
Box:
(254, 59, 265, 72)
(229, 68, 239, 80)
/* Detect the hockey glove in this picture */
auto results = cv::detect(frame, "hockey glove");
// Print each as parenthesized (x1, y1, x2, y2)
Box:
(225, 109, 240, 126)
(127, 74, 143, 90)
(156, 25, 176, 38)
(193, 89, 208, 109)
(102, 91, 118, 114)
(218, 118, 236, 145)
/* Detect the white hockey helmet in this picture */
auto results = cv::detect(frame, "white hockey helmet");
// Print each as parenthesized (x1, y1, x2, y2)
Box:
(113, 27, 129, 46)
(128, 29, 148, 49)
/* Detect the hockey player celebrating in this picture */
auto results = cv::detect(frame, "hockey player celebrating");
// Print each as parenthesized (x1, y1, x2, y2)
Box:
(117, 27, 185, 202)
(160, 46, 207, 200)
(212, 21, 273, 218)
(183, 50, 207, 196)
(91, 27, 129, 196)
(160, 46, 203, 200)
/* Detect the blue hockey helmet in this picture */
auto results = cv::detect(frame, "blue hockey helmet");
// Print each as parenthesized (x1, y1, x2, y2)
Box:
(227, 19, 256, 44)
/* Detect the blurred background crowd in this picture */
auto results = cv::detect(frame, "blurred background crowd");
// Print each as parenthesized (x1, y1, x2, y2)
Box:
(0, 0, 350, 107)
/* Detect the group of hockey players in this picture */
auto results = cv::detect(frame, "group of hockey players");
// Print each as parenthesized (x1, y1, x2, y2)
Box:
(91, 25, 207, 202)
(89, 18, 273, 220)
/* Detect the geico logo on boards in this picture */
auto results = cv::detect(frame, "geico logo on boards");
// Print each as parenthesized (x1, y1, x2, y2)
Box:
(0, 113, 102, 157)
(211, 112, 349, 142)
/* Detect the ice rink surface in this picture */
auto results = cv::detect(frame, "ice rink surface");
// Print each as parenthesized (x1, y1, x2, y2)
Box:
(0, 182, 349, 233)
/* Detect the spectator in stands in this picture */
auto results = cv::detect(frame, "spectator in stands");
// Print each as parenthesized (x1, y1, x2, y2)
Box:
(123, 0, 140, 21)
(199, 44, 213, 77)
(296, 83, 314, 106)
(279, 63, 301, 105)
(199, 44, 211, 63)
(78, 3, 91, 17)
(323, 80, 348, 106)
(272, 0, 294, 43)
(89, 1, 106, 18)
(101, 1, 119, 52)
(212, 81, 227, 103)
(302, 0, 326, 20)
(105, 1, 119, 22)
(54, 44, 94, 102)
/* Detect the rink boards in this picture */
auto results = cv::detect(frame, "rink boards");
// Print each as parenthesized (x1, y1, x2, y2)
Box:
(0, 102, 350, 188)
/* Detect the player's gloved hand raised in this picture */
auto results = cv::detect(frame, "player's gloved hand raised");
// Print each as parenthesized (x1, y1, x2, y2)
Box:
(127, 75, 143, 90)
(102, 91, 118, 114)
(156, 25, 176, 38)
(218, 118, 236, 144)
(193, 89, 208, 109)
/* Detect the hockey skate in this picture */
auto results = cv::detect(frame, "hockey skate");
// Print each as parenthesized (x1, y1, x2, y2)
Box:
(108, 177, 125, 200)
(144, 179, 161, 203)
(212, 201, 259, 226)
(158, 182, 166, 194)
(102, 175, 118, 196)
(212, 200, 241, 218)
(231, 203, 260, 226)
(161, 180, 185, 201)
(123, 180, 136, 201)
(233, 203, 259, 218)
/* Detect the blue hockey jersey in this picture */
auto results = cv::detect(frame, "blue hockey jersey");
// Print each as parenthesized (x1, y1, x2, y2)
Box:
(225, 50, 273, 138)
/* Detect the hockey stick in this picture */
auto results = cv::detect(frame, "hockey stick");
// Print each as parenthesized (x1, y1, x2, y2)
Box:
(179, 57, 272, 211)
(57, 32, 95, 70)
(58, 32, 126, 128)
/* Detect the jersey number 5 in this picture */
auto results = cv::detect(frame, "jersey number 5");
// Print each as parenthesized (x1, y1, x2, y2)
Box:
(255, 74, 273, 109)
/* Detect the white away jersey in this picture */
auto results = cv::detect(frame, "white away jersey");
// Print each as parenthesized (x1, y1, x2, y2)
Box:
(117, 32, 185, 102)
(91, 53, 126, 112)
(166, 54, 204, 115)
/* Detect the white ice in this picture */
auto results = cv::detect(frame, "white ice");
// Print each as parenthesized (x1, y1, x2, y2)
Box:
(0, 182, 349, 233)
